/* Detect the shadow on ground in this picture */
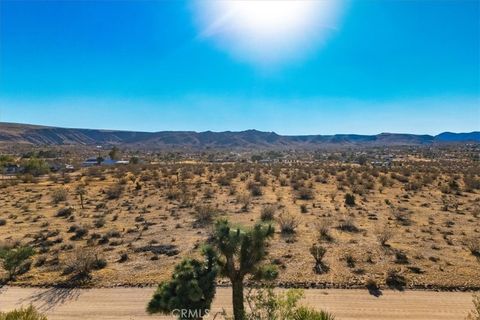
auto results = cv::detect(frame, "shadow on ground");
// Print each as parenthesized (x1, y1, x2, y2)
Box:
(367, 284, 383, 298)
(19, 276, 90, 312)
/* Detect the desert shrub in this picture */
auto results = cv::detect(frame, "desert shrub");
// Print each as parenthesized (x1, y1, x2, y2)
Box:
(465, 237, 480, 257)
(0, 306, 47, 320)
(22, 158, 50, 177)
(105, 184, 124, 200)
(391, 208, 411, 226)
(93, 217, 106, 228)
(63, 247, 106, 278)
(248, 182, 263, 197)
(0, 245, 35, 280)
(394, 250, 409, 264)
(300, 204, 308, 214)
(310, 244, 328, 274)
(293, 307, 335, 320)
(260, 205, 276, 221)
(448, 179, 460, 192)
(337, 216, 358, 232)
(379, 175, 393, 187)
(0, 219, 6, 226)
(464, 175, 480, 192)
(237, 194, 252, 212)
(297, 187, 314, 200)
(106, 230, 121, 238)
(51, 188, 68, 204)
(316, 220, 333, 242)
(278, 213, 299, 235)
(68, 225, 89, 240)
(466, 294, 480, 320)
(344, 252, 356, 268)
(165, 188, 181, 201)
(217, 174, 232, 186)
(56, 207, 74, 218)
(385, 269, 407, 290)
(344, 193, 356, 206)
(194, 205, 217, 227)
(203, 187, 214, 199)
(19, 173, 37, 183)
(118, 253, 129, 263)
(246, 288, 334, 320)
(365, 278, 380, 293)
(376, 225, 393, 246)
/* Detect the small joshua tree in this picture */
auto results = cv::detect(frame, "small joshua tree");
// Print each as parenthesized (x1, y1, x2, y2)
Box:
(147, 246, 217, 320)
(376, 225, 394, 247)
(211, 219, 275, 320)
(310, 244, 329, 274)
(76, 184, 87, 209)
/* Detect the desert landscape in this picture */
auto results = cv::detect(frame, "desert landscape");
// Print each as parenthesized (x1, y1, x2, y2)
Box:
(0, 127, 479, 292)
(1, 132, 479, 319)
(1, 0, 479, 318)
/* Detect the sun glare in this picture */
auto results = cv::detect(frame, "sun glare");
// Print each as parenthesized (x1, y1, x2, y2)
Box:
(193, 0, 344, 66)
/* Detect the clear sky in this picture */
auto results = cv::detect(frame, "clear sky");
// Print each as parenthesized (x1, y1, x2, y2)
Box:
(0, 0, 479, 135)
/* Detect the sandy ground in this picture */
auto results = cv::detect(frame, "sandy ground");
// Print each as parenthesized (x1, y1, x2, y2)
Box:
(0, 286, 476, 320)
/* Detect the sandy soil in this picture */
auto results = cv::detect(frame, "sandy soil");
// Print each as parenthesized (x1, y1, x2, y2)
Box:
(0, 286, 476, 320)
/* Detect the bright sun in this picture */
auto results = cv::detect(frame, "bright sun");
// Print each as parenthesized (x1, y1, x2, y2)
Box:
(193, 0, 344, 66)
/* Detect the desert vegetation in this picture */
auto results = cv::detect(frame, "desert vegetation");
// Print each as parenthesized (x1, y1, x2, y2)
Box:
(0, 144, 479, 293)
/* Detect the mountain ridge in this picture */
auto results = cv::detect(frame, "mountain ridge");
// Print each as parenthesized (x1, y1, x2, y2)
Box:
(0, 122, 478, 149)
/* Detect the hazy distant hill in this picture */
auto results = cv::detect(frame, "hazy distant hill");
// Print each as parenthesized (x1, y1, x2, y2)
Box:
(0, 122, 478, 149)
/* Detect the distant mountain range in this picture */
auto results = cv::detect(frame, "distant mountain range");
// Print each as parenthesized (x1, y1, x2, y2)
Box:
(0, 122, 478, 149)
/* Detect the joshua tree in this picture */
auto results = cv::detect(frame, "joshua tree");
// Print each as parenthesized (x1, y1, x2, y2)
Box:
(76, 184, 87, 209)
(310, 244, 329, 274)
(147, 246, 217, 319)
(210, 219, 276, 320)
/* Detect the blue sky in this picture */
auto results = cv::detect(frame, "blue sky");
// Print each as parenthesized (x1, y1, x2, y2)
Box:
(0, 0, 478, 135)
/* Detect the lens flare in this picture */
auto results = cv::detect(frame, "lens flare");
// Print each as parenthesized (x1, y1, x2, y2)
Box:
(192, 0, 345, 66)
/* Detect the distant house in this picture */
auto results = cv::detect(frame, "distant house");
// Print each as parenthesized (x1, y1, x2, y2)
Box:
(82, 157, 100, 167)
(102, 158, 129, 166)
(49, 162, 62, 172)
(4, 164, 22, 175)
(371, 160, 392, 167)
(81, 157, 129, 167)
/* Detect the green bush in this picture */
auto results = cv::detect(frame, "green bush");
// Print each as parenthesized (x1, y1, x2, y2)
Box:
(0, 305, 47, 320)
(293, 307, 335, 320)
(260, 205, 276, 221)
(0, 245, 35, 280)
(147, 246, 217, 319)
(246, 288, 334, 320)
(51, 188, 68, 204)
(21, 158, 50, 177)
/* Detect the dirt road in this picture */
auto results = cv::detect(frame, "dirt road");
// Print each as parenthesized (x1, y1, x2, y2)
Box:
(0, 286, 475, 320)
